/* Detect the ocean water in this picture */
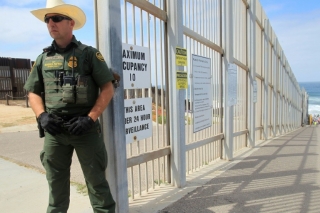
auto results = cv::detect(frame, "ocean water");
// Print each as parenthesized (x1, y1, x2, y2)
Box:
(299, 82, 320, 116)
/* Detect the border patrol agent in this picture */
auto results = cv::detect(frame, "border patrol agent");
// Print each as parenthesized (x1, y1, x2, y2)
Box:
(24, 0, 116, 212)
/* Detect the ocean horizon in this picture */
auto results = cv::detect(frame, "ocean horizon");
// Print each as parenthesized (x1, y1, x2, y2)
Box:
(299, 81, 320, 116)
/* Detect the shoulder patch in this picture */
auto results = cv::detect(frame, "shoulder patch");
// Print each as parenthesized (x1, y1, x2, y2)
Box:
(96, 52, 105, 61)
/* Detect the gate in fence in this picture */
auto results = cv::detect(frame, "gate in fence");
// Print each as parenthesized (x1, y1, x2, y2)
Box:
(95, 1, 308, 212)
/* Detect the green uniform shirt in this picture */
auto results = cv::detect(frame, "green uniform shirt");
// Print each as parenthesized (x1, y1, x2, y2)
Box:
(24, 36, 114, 116)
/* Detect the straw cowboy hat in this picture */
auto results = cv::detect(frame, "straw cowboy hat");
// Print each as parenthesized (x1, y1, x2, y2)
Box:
(31, 0, 86, 30)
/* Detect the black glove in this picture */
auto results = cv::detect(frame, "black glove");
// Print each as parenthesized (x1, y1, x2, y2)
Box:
(67, 116, 95, 135)
(38, 112, 63, 136)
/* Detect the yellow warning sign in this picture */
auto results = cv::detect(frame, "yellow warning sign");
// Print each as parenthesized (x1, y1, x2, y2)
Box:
(176, 71, 188, 89)
(176, 47, 187, 66)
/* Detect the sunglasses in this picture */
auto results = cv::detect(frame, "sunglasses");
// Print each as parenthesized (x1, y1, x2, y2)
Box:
(44, 15, 72, 23)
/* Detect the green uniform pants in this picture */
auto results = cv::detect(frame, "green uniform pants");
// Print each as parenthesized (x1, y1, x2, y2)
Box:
(40, 121, 116, 213)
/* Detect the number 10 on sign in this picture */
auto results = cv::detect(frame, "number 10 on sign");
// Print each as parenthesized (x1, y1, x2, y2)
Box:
(122, 43, 151, 89)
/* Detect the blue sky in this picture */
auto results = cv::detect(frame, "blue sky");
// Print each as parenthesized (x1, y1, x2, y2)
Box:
(259, 0, 320, 83)
(0, 0, 95, 60)
(0, 0, 319, 83)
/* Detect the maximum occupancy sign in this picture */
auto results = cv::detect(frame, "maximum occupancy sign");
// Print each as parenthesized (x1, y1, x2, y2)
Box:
(122, 43, 151, 89)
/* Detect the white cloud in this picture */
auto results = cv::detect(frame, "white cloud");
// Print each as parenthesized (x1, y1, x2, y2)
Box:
(2, 0, 317, 83)
(1, 0, 92, 8)
(0, 1, 95, 60)
(0, 6, 50, 60)
(67, 0, 93, 11)
(268, 9, 320, 82)
(0, 6, 48, 43)
(1, 0, 43, 7)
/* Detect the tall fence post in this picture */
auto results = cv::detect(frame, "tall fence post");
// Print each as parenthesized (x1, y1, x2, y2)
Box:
(263, 19, 270, 139)
(284, 61, 287, 132)
(95, 0, 129, 212)
(247, 0, 256, 148)
(279, 53, 284, 134)
(273, 40, 279, 136)
(222, 0, 235, 160)
(167, 0, 186, 187)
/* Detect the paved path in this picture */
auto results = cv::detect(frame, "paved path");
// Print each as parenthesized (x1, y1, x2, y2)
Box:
(0, 125, 91, 213)
(0, 126, 86, 185)
(159, 126, 320, 213)
(1, 124, 319, 213)
(0, 158, 92, 213)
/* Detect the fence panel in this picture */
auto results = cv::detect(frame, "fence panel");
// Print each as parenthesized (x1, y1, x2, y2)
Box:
(232, 0, 248, 152)
(268, 85, 273, 137)
(121, 0, 170, 200)
(183, 0, 223, 174)
(0, 58, 31, 99)
(234, 66, 248, 152)
(13, 69, 29, 97)
(0, 66, 12, 99)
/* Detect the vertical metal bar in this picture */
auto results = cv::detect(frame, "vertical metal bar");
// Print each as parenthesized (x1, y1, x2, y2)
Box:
(130, 168, 134, 200)
(139, 7, 149, 193)
(192, 148, 195, 172)
(272, 46, 277, 137)
(219, 0, 224, 159)
(95, 0, 128, 212)
(189, 0, 191, 30)
(123, 1, 135, 199)
(159, 0, 167, 183)
(163, 0, 171, 185)
(153, 15, 161, 187)
(140, 8, 144, 47)
(189, 35, 193, 144)
(146, 9, 156, 191)
(222, 0, 234, 160)
(167, 0, 186, 187)
(130, 5, 142, 197)
(263, 19, 269, 139)
(247, 0, 256, 147)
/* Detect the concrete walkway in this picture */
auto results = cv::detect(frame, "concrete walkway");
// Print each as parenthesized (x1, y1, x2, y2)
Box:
(0, 158, 92, 213)
(0, 125, 90, 213)
(1, 125, 319, 213)
(159, 126, 320, 213)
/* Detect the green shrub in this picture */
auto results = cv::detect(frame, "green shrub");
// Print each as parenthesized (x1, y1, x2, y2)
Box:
(158, 115, 166, 124)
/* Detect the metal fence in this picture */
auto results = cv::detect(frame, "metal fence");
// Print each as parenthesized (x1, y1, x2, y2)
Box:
(0, 57, 31, 99)
(183, 0, 223, 175)
(95, 1, 309, 212)
(0, 66, 12, 99)
(0, 2, 308, 211)
(0, 67, 30, 99)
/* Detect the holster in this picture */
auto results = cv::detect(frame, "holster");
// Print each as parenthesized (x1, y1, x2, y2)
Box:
(37, 117, 45, 138)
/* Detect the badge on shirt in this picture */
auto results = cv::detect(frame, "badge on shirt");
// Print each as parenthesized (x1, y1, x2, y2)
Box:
(96, 52, 105, 62)
(44, 55, 64, 70)
(68, 56, 78, 68)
